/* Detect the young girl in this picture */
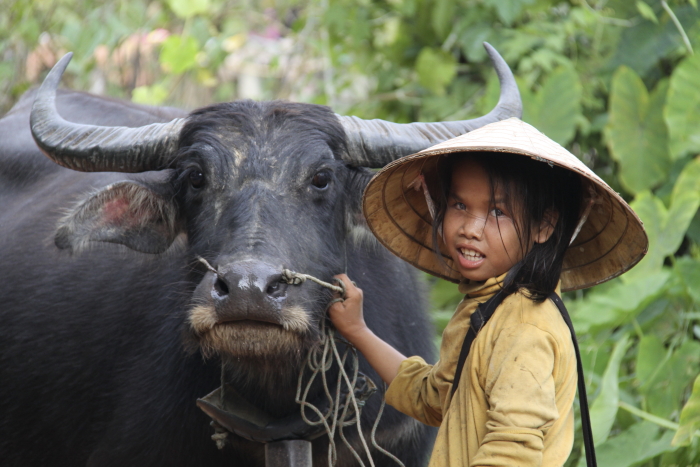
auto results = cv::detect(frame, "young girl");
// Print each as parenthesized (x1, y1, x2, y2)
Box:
(329, 118, 647, 466)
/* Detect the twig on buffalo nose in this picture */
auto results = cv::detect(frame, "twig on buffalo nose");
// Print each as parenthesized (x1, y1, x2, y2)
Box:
(197, 256, 220, 275)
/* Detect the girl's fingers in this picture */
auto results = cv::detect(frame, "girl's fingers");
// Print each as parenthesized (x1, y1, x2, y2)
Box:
(330, 274, 363, 311)
(334, 274, 363, 303)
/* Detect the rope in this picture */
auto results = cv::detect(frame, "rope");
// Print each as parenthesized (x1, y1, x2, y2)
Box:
(197, 255, 404, 466)
(281, 269, 345, 294)
(282, 270, 405, 467)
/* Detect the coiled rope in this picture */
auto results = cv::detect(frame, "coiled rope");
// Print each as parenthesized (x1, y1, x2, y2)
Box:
(281, 269, 405, 467)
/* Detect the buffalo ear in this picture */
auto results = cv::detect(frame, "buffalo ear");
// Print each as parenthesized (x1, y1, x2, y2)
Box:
(56, 181, 183, 254)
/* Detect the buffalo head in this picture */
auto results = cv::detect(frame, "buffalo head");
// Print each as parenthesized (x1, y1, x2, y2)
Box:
(30, 45, 521, 370)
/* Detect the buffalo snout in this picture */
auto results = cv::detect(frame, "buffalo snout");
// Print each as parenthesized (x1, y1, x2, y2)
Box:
(188, 258, 314, 359)
(203, 260, 288, 324)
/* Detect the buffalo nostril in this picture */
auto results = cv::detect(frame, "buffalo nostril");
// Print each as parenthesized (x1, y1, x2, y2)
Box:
(266, 280, 288, 298)
(214, 276, 229, 296)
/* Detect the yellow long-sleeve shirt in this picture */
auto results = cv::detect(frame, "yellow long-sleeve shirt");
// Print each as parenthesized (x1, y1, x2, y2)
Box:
(386, 275, 577, 466)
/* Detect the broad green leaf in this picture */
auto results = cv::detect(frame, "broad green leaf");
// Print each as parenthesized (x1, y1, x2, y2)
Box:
(605, 66, 670, 194)
(523, 66, 582, 146)
(430, 0, 455, 40)
(636, 1, 659, 23)
(167, 0, 210, 19)
(589, 335, 631, 445)
(458, 21, 493, 63)
(592, 422, 676, 467)
(675, 256, 700, 303)
(673, 374, 700, 446)
(641, 340, 700, 417)
(479, 68, 580, 146)
(666, 52, 700, 159)
(160, 35, 199, 74)
(131, 84, 168, 106)
(636, 334, 664, 385)
(570, 271, 670, 334)
(661, 155, 700, 250)
(626, 156, 700, 280)
(606, 6, 700, 77)
(483, 0, 535, 26)
(415, 48, 457, 96)
(627, 192, 667, 279)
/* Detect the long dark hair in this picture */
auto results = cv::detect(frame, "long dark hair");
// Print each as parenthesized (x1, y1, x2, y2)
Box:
(431, 152, 583, 301)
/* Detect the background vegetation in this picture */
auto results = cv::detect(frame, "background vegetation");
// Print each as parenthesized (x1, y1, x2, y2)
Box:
(2, 0, 700, 465)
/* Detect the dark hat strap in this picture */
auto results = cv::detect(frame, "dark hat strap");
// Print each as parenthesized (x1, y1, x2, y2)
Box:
(450, 291, 597, 467)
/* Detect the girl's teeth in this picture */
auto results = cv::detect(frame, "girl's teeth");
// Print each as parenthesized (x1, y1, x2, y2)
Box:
(460, 249, 483, 260)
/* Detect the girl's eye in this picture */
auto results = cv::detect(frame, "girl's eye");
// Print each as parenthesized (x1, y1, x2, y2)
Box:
(312, 171, 331, 189)
(189, 170, 205, 189)
(454, 202, 466, 210)
(490, 208, 505, 217)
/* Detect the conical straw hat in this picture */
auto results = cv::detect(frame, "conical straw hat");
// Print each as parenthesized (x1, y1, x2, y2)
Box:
(362, 118, 648, 291)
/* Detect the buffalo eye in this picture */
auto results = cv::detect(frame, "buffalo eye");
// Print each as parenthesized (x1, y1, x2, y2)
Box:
(189, 170, 205, 189)
(312, 171, 331, 189)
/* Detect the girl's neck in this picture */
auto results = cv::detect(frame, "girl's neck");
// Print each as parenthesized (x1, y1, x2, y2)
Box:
(459, 271, 508, 298)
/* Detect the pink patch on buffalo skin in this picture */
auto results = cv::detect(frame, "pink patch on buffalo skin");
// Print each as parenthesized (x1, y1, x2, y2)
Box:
(101, 197, 141, 228)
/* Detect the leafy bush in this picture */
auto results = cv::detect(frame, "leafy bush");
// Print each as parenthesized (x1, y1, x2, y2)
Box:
(2, 0, 700, 464)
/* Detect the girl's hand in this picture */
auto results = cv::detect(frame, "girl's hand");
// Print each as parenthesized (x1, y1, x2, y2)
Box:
(328, 274, 408, 385)
(328, 274, 368, 342)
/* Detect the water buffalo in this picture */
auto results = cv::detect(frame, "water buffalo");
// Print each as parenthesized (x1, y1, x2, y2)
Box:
(0, 43, 521, 466)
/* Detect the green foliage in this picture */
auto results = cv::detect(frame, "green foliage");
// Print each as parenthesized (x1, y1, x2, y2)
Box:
(483, 0, 535, 26)
(589, 334, 631, 445)
(415, 47, 457, 96)
(637, 1, 660, 24)
(605, 67, 670, 194)
(592, 422, 675, 467)
(2, 1, 700, 465)
(673, 374, 700, 446)
(132, 84, 169, 105)
(522, 65, 582, 146)
(167, 0, 210, 19)
(665, 52, 700, 160)
(160, 35, 200, 74)
(627, 157, 700, 280)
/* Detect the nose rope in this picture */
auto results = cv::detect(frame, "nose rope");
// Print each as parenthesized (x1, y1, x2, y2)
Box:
(197, 255, 220, 275)
(282, 269, 405, 467)
(281, 269, 346, 294)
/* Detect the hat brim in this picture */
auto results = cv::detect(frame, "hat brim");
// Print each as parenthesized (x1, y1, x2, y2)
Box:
(362, 118, 648, 291)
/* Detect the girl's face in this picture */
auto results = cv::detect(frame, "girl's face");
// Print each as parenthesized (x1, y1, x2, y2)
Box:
(442, 158, 551, 282)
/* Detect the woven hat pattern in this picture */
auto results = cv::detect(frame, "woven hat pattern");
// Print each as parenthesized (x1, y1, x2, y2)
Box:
(363, 118, 648, 291)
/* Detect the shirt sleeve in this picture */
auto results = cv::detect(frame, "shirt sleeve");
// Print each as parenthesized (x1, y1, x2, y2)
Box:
(384, 356, 448, 427)
(470, 323, 560, 467)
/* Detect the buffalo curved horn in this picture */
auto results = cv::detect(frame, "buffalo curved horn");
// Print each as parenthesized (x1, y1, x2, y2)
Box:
(30, 52, 185, 173)
(339, 43, 522, 168)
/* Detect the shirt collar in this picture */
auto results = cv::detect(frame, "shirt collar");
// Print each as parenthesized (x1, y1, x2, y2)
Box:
(457, 272, 508, 299)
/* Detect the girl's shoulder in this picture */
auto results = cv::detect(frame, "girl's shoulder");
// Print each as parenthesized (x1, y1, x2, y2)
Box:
(494, 289, 571, 343)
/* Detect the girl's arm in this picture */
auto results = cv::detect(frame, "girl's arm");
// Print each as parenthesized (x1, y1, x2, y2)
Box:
(328, 274, 407, 385)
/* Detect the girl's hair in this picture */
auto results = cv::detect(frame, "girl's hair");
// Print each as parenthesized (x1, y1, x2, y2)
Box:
(431, 152, 583, 301)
